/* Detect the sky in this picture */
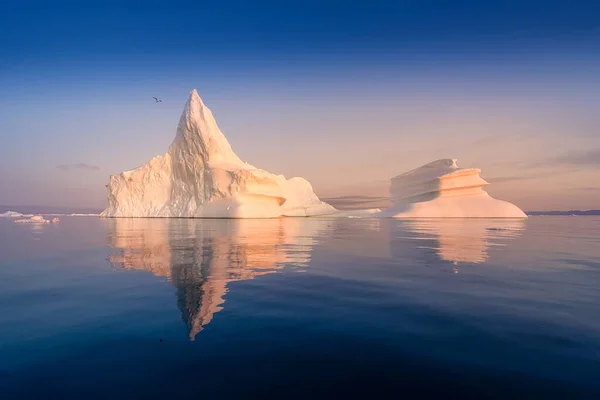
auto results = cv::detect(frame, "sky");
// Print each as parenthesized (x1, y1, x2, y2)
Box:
(1, 0, 599, 211)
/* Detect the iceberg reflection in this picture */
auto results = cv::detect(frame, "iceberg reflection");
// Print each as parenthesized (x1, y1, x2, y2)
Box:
(394, 219, 526, 265)
(107, 218, 331, 340)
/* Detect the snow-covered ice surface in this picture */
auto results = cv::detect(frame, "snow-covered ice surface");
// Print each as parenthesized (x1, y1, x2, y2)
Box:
(101, 90, 336, 218)
(379, 159, 527, 218)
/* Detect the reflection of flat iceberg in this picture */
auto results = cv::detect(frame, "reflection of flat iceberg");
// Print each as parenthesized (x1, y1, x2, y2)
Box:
(323, 218, 524, 265)
(381, 159, 527, 218)
(397, 219, 525, 264)
(101, 90, 336, 219)
(108, 218, 330, 340)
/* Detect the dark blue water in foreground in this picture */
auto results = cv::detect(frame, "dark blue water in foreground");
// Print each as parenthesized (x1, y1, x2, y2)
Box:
(1, 216, 600, 398)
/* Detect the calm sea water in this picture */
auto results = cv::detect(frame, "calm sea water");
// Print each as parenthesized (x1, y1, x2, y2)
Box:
(1, 216, 599, 398)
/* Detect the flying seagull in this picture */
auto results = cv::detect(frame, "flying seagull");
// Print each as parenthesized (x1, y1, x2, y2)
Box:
(153, 97, 162, 103)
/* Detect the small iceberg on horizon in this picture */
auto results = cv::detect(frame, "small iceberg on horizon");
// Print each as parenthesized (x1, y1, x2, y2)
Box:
(13, 215, 60, 224)
(1, 211, 33, 218)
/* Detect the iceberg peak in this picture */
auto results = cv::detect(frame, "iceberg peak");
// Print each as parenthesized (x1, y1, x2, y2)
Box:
(189, 88, 203, 104)
(184, 89, 207, 116)
(173, 88, 247, 167)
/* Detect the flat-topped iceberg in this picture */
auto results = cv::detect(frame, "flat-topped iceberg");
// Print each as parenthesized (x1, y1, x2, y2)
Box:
(380, 159, 526, 218)
(101, 90, 336, 218)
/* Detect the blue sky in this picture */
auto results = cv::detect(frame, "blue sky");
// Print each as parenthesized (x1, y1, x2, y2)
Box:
(1, 1, 599, 210)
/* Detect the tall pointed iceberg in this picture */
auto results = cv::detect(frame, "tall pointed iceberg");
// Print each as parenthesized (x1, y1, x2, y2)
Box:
(101, 90, 336, 218)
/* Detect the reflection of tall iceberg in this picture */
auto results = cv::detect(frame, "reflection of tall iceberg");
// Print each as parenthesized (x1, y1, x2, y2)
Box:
(382, 159, 527, 218)
(108, 218, 330, 340)
(394, 219, 525, 264)
(101, 90, 336, 218)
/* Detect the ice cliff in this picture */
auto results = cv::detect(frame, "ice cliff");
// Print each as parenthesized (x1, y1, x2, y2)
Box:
(101, 90, 336, 218)
(380, 159, 526, 218)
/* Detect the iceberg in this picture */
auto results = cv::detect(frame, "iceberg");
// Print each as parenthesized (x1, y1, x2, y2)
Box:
(380, 159, 526, 218)
(13, 215, 59, 224)
(101, 90, 336, 218)
(1, 211, 25, 218)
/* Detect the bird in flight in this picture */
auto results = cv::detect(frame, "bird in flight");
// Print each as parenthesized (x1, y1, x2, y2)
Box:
(153, 97, 163, 103)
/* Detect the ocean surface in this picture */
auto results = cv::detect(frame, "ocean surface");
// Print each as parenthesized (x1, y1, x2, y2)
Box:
(1, 216, 599, 398)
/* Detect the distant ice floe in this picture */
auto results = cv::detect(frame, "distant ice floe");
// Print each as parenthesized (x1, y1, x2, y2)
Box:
(0, 211, 33, 218)
(2, 211, 99, 220)
(13, 215, 60, 224)
(43, 213, 100, 217)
